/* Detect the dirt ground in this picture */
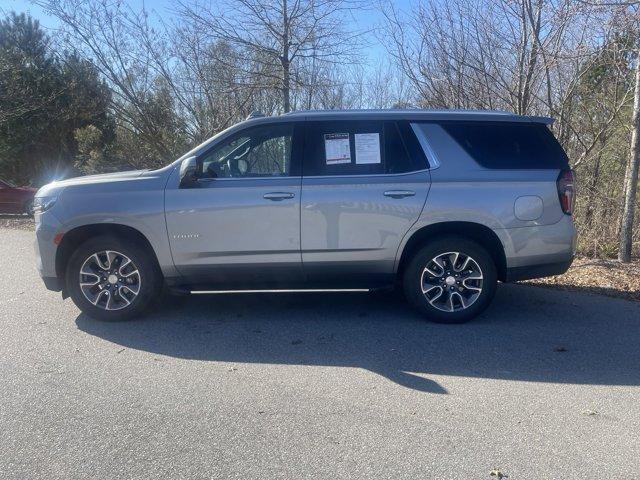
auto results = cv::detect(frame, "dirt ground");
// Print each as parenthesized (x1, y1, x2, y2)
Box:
(525, 256, 640, 302)
(2, 215, 638, 302)
(0, 214, 34, 231)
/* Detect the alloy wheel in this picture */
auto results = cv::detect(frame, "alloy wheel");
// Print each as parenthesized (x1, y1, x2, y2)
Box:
(420, 251, 483, 312)
(79, 250, 141, 311)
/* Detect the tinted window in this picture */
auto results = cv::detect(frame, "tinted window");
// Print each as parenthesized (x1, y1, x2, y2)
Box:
(303, 121, 427, 176)
(394, 121, 429, 171)
(440, 122, 569, 169)
(199, 123, 294, 178)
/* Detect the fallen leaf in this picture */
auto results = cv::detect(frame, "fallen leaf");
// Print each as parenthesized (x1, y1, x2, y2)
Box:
(490, 469, 508, 478)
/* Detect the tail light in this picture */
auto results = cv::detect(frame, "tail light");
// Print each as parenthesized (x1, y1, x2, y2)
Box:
(557, 169, 575, 215)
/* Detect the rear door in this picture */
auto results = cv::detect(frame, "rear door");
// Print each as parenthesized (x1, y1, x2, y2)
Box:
(165, 121, 304, 286)
(300, 120, 431, 285)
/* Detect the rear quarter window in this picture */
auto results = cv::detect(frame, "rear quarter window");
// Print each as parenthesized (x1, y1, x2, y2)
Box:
(440, 121, 569, 169)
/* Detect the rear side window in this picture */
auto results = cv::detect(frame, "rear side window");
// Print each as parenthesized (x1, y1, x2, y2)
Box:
(303, 121, 428, 176)
(387, 121, 429, 173)
(440, 121, 569, 169)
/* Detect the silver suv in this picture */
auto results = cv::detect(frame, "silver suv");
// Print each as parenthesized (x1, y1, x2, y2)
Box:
(34, 110, 577, 323)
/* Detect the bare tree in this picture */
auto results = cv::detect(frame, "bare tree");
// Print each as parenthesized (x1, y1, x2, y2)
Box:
(34, 0, 188, 163)
(379, 0, 602, 115)
(611, 3, 640, 262)
(177, 0, 363, 113)
(619, 43, 640, 261)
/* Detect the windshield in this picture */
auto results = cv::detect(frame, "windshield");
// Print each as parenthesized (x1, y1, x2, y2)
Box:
(175, 119, 258, 164)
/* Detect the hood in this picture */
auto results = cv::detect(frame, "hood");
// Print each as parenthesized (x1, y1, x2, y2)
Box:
(49, 169, 147, 188)
(36, 169, 148, 198)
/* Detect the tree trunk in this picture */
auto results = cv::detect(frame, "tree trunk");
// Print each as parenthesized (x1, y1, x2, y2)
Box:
(618, 49, 640, 263)
(282, 58, 291, 113)
(281, 0, 291, 113)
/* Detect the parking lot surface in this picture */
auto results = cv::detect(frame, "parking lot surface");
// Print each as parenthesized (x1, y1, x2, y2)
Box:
(1, 227, 639, 479)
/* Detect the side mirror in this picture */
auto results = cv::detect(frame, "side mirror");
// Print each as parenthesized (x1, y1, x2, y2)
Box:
(179, 156, 198, 188)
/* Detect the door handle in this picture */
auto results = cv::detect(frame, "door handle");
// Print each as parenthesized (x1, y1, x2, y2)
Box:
(383, 190, 416, 199)
(263, 192, 295, 201)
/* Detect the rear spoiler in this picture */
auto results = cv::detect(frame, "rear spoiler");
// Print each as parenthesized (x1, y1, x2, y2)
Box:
(528, 116, 554, 125)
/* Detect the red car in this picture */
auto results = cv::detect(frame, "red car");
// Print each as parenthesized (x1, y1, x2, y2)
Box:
(0, 178, 36, 215)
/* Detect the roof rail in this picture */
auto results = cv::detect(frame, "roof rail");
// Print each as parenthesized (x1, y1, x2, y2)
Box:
(246, 111, 266, 120)
(282, 108, 513, 116)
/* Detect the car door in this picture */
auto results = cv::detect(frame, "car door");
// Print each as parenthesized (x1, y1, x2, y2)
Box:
(301, 120, 431, 286)
(165, 121, 304, 286)
(0, 179, 18, 214)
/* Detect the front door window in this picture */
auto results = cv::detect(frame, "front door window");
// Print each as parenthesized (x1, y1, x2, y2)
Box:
(200, 124, 293, 179)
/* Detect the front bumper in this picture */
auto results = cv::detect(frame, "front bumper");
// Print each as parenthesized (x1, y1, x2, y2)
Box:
(41, 276, 63, 292)
(34, 210, 63, 290)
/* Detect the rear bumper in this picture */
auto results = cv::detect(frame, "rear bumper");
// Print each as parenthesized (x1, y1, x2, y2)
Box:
(498, 214, 576, 279)
(505, 258, 573, 282)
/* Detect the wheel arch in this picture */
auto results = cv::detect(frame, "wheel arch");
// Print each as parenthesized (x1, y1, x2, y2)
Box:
(396, 222, 507, 282)
(55, 223, 162, 287)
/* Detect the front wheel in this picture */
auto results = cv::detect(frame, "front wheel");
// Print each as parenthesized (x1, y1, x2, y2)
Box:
(403, 237, 497, 324)
(66, 236, 161, 321)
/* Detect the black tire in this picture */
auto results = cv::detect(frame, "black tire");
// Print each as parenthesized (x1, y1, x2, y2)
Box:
(65, 236, 162, 321)
(402, 236, 497, 324)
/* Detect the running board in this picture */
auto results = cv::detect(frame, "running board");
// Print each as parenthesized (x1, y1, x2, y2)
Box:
(190, 288, 371, 295)
(166, 284, 394, 296)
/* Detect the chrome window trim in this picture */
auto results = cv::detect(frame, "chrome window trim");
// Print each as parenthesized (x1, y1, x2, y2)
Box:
(410, 123, 441, 170)
(196, 170, 430, 182)
(197, 176, 302, 182)
(302, 169, 429, 180)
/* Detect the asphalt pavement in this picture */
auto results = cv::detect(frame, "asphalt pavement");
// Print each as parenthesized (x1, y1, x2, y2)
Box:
(1, 227, 639, 479)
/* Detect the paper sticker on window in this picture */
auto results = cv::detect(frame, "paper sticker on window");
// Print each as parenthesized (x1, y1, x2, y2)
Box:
(355, 133, 381, 164)
(324, 133, 351, 164)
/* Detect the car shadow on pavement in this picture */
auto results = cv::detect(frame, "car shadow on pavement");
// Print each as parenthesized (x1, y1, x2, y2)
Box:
(75, 283, 640, 394)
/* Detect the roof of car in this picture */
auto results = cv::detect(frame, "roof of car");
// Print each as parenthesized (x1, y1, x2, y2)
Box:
(278, 109, 552, 123)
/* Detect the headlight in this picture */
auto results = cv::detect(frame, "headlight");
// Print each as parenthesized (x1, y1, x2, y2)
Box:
(33, 196, 58, 214)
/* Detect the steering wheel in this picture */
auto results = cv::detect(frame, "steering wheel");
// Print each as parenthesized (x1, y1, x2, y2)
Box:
(228, 144, 252, 176)
(206, 161, 225, 178)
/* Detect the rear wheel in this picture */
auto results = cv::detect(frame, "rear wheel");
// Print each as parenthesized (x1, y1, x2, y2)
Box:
(66, 236, 161, 321)
(403, 236, 497, 324)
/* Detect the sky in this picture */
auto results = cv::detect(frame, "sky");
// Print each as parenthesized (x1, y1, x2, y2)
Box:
(0, 0, 412, 67)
